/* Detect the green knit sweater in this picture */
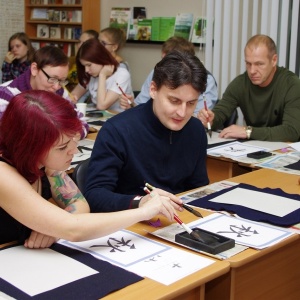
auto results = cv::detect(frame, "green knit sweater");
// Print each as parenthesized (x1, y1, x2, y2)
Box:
(212, 67, 300, 141)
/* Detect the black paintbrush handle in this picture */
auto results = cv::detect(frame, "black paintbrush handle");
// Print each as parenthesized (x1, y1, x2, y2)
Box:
(182, 204, 203, 218)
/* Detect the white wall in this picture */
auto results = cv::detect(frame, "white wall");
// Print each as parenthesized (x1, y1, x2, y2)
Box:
(101, 0, 202, 91)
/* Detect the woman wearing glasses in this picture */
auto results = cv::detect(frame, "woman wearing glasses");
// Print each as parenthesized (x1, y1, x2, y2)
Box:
(71, 38, 133, 112)
(0, 90, 177, 248)
(0, 46, 89, 138)
(99, 27, 129, 70)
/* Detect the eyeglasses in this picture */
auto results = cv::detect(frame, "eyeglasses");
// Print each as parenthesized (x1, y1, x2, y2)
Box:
(100, 40, 115, 46)
(41, 68, 69, 86)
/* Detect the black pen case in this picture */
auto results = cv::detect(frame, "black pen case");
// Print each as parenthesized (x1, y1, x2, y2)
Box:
(175, 228, 235, 254)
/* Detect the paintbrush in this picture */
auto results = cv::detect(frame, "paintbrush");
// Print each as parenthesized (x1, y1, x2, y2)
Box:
(174, 215, 205, 243)
(145, 183, 203, 218)
(144, 184, 205, 242)
(203, 95, 212, 138)
(116, 82, 133, 107)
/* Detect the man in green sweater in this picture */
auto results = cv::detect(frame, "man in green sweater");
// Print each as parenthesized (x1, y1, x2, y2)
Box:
(198, 34, 300, 142)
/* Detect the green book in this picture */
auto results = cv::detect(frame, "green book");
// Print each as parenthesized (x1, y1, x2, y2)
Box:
(151, 17, 176, 41)
(135, 19, 152, 41)
(109, 7, 132, 39)
(159, 17, 176, 41)
(173, 13, 194, 40)
(151, 17, 161, 41)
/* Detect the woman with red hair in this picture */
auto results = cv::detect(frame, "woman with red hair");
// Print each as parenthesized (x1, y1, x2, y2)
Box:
(71, 38, 133, 112)
(0, 90, 176, 248)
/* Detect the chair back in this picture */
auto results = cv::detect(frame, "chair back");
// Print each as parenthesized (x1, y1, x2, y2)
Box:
(72, 158, 90, 193)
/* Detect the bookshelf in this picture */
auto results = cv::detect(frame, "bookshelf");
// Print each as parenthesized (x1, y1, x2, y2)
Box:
(24, 0, 100, 56)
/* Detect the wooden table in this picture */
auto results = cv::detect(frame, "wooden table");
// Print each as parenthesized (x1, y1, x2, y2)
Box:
(206, 155, 257, 183)
(106, 169, 300, 299)
(84, 132, 300, 299)
(205, 169, 300, 300)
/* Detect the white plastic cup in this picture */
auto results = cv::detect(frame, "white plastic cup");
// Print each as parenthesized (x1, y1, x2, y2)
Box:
(76, 103, 87, 117)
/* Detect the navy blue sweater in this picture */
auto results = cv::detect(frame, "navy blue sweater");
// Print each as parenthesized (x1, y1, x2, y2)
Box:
(85, 100, 209, 212)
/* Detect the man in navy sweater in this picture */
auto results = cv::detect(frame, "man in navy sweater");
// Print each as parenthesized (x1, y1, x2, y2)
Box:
(85, 51, 209, 213)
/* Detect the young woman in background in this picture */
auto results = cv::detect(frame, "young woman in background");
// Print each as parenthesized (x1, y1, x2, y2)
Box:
(99, 27, 129, 70)
(71, 38, 133, 112)
(1, 32, 35, 83)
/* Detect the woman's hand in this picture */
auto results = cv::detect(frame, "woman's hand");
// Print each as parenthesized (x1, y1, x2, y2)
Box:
(24, 231, 58, 249)
(4, 51, 15, 64)
(139, 188, 183, 222)
(100, 65, 114, 77)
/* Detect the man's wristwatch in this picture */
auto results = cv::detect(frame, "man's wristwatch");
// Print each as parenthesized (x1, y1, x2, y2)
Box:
(131, 196, 144, 209)
(245, 126, 252, 139)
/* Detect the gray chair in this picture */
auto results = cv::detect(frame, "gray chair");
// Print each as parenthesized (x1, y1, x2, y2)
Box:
(72, 158, 90, 193)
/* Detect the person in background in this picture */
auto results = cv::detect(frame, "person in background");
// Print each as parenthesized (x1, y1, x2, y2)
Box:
(1, 32, 35, 83)
(99, 27, 129, 70)
(84, 51, 208, 213)
(0, 90, 176, 248)
(120, 36, 218, 114)
(68, 29, 99, 90)
(198, 34, 300, 142)
(78, 29, 99, 49)
(71, 38, 133, 112)
(0, 46, 89, 138)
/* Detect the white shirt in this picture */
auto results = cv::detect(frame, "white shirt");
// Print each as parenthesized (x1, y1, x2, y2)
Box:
(88, 67, 133, 113)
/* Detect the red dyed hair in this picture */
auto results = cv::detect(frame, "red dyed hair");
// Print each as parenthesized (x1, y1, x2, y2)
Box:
(0, 90, 82, 183)
(76, 38, 119, 88)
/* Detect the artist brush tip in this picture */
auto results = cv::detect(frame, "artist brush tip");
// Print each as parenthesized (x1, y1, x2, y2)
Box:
(193, 210, 203, 218)
(208, 129, 212, 138)
(190, 230, 205, 243)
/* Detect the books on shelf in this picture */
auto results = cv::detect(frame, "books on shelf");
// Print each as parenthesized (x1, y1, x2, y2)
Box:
(128, 7, 147, 40)
(109, 7, 132, 39)
(50, 26, 61, 39)
(46, 9, 82, 22)
(173, 13, 194, 40)
(62, 0, 81, 4)
(31, 42, 40, 51)
(190, 17, 207, 44)
(37, 24, 49, 38)
(38, 41, 75, 56)
(151, 17, 176, 41)
(31, 8, 48, 20)
(135, 19, 152, 41)
(64, 27, 82, 40)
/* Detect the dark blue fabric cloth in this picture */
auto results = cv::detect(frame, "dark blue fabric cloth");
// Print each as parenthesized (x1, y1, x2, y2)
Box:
(189, 183, 300, 227)
(0, 243, 143, 299)
(85, 99, 209, 212)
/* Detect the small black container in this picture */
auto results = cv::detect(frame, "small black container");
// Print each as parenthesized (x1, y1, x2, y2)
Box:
(175, 227, 235, 255)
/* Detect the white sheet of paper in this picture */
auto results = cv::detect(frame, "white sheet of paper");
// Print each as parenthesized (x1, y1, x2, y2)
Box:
(0, 291, 15, 300)
(0, 246, 97, 296)
(207, 131, 236, 145)
(60, 229, 215, 285)
(190, 213, 293, 249)
(126, 248, 214, 285)
(288, 141, 300, 151)
(209, 187, 300, 217)
(207, 141, 269, 157)
(244, 140, 289, 151)
(78, 139, 94, 148)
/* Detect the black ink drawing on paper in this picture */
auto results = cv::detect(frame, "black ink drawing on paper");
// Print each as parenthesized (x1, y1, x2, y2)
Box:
(90, 237, 136, 253)
(217, 224, 259, 238)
